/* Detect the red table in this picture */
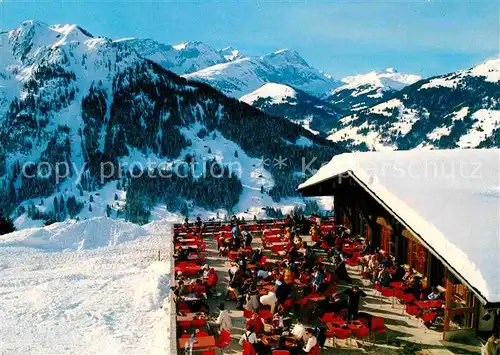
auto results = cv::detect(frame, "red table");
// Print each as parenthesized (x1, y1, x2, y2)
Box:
(415, 300, 444, 310)
(178, 336, 215, 350)
(175, 265, 201, 273)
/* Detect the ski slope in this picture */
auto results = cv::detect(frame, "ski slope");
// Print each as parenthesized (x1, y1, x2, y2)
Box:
(0, 218, 176, 355)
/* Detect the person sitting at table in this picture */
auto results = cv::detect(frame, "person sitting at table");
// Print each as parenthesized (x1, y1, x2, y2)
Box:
(236, 253, 248, 274)
(215, 303, 233, 333)
(243, 230, 253, 248)
(176, 280, 189, 296)
(257, 267, 270, 280)
(272, 307, 285, 333)
(402, 266, 415, 283)
(239, 324, 258, 346)
(271, 336, 288, 352)
(392, 262, 405, 282)
(276, 279, 292, 306)
(245, 286, 261, 311)
(344, 286, 367, 320)
(260, 291, 278, 314)
(313, 266, 325, 293)
(333, 255, 351, 283)
(404, 277, 423, 299)
(201, 264, 210, 278)
(376, 266, 392, 287)
(303, 328, 319, 354)
(175, 247, 189, 262)
(195, 216, 203, 230)
(427, 287, 441, 300)
(205, 268, 218, 297)
(309, 224, 320, 239)
(232, 223, 241, 250)
(367, 255, 379, 272)
(251, 248, 263, 265)
(247, 311, 265, 334)
(292, 319, 307, 341)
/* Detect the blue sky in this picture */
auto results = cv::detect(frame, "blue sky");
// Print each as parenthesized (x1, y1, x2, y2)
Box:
(1, 1, 498, 78)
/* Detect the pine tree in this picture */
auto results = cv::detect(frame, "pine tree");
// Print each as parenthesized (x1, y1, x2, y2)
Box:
(0, 212, 15, 235)
(114, 193, 118, 201)
(53, 197, 59, 215)
(234, 150, 238, 158)
(89, 194, 94, 203)
(79, 186, 83, 197)
(59, 196, 65, 213)
(106, 204, 111, 217)
(89, 204, 92, 212)
(116, 181, 121, 190)
(260, 185, 264, 194)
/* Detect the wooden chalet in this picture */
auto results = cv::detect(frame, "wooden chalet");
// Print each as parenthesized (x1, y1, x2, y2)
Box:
(299, 149, 500, 340)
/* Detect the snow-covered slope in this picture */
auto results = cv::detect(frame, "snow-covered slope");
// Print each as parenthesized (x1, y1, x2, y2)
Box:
(241, 83, 298, 105)
(185, 49, 341, 98)
(0, 217, 175, 355)
(241, 83, 345, 134)
(327, 59, 500, 151)
(327, 68, 422, 111)
(115, 38, 227, 75)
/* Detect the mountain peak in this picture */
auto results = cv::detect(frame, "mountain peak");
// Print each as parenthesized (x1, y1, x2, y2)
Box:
(385, 67, 397, 73)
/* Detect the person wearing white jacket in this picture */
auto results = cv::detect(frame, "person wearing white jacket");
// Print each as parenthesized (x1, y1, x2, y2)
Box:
(215, 303, 233, 332)
(260, 291, 278, 314)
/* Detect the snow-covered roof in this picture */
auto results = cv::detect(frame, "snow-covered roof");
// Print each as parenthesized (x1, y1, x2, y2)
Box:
(299, 149, 500, 304)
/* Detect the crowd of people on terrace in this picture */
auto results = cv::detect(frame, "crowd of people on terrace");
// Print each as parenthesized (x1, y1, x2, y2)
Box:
(172, 214, 448, 354)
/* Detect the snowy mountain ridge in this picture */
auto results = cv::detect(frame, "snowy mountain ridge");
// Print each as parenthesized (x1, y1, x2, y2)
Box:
(184, 49, 341, 98)
(114, 38, 229, 75)
(326, 68, 422, 111)
(240, 83, 346, 134)
(327, 58, 500, 151)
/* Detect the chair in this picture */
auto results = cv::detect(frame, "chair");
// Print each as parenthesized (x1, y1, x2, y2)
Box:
(201, 350, 216, 355)
(243, 309, 254, 319)
(195, 331, 209, 337)
(405, 304, 421, 317)
(380, 287, 395, 307)
(370, 316, 388, 342)
(401, 293, 417, 314)
(420, 311, 437, 324)
(332, 328, 351, 347)
(192, 319, 206, 329)
(259, 256, 267, 265)
(216, 330, 231, 353)
(272, 351, 290, 355)
(258, 309, 273, 323)
(394, 289, 405, 304)
(319, 312, 336, 323)
(178, 320, 191, 332)
(180, 334, 191, 338)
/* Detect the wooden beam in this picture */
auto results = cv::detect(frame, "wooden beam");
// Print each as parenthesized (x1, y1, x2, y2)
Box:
(443, 270, 453, 340)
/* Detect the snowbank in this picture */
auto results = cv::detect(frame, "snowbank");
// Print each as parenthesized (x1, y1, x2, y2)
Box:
(0, 217, 174, 355)
(0, 217, 149, 251)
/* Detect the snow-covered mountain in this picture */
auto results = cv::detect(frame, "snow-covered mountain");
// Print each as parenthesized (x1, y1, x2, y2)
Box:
(0, 20, 341, 228)
(327, 59, 500, 151)
(218, 46, 244, 61)
(326, 68, 422, 112)
(115, 38, 228, 75)
(184, 49, 341, 98)
(241, 83, 345, 134)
